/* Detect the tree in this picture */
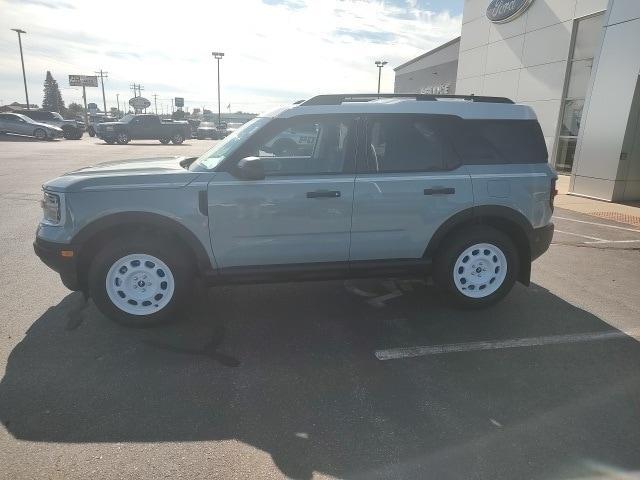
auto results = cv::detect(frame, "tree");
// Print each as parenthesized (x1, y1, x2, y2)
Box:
(42, 71, 66, 114)
(67, 102, 84, 117)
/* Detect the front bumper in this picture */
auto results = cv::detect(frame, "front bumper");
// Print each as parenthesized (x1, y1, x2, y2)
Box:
(34, 236, 81, 290)
(530, 223, 554, 261)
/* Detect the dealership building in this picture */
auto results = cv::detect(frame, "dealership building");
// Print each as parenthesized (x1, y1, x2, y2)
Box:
(395, 0, 640, 202)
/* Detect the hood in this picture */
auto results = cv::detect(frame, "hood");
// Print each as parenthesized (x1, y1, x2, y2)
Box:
(44, 156, 200, 193)
(34, 121, 62, 131)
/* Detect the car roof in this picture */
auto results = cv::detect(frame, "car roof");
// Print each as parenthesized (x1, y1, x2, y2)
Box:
(261, 94, 537, 121)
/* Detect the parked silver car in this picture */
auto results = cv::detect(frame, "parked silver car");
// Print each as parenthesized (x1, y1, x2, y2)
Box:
(0, 113, 63, 140)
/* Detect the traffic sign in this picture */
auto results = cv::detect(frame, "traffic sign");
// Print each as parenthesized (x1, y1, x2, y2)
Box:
(175, 97, 184, 108)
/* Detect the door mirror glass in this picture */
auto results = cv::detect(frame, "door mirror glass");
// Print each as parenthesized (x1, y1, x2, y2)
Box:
(235, 156, 265, 180)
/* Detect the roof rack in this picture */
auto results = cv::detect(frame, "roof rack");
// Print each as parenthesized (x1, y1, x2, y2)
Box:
(300, 93, 514, 106)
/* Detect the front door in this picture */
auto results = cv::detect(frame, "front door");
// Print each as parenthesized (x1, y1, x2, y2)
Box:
(207, 114, 358, 268)
(350, 114, 474, 261)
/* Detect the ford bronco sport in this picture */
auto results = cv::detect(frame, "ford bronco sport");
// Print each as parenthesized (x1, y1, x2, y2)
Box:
(34, 94, 556, 327)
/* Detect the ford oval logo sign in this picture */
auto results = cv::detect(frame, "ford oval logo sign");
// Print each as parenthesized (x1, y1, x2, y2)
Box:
(487, 0, 534, 23)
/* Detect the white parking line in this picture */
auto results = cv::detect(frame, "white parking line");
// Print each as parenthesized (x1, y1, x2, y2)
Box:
(375, 330, 634, 361)
(555, 229, 640, 244)
(555, 229, 608, 243)
(553, 216, 640, 234)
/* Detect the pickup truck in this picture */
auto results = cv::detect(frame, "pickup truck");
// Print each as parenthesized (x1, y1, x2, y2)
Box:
(95, 114, 191, 145)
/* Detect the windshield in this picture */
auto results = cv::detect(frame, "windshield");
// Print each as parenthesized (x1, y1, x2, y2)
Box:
(191, 117, 270, 170)
(119, 114, 135, 123)
(51, 112, 64, 120)
(14, 114, 33, 123)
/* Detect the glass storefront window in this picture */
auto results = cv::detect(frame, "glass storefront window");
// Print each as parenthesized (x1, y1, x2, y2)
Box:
(554, 13, 603, 173)
(555, 137, 578, 173)
(567, 60, 594, 99)
(559, 99, 585, 136)
(573, 14, 604, 60)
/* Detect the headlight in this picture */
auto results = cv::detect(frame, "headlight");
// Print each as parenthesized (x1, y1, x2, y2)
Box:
(41, 191, 64, 225)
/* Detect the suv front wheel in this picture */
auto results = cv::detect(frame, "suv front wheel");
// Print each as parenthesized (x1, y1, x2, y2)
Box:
(88, 235, 193, 327)
(434, 226, 519, 308)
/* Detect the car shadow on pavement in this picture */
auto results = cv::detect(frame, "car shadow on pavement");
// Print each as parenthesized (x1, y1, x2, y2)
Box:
(1, 281, 639, 479)
(0, 134, 58, 142)
(97, 142, 193, 146)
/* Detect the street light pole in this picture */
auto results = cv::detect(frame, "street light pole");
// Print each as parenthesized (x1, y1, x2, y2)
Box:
(11, 28, 30, 109)
(212, 51, 224, 126)
(375, 60, 388, 97)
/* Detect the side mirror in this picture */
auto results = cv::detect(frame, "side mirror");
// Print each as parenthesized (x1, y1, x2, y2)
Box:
(235, 156, 265, 180)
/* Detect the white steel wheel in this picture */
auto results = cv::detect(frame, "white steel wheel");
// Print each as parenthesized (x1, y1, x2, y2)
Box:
(105, 253, 175, 315)
(452, 243, 507, 298)
(116, 132, 129, 144)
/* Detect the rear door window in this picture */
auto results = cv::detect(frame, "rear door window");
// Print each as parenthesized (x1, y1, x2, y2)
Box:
(362, 115, 459, 173)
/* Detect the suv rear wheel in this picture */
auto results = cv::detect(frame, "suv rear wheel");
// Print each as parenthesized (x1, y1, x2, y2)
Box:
(171, 132, 185, 144)
(434, 226, 519, 308)
(88, 235, 194, 327)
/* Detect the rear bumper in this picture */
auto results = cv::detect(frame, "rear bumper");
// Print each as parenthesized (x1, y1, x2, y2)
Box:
(530, 223, 554, 261)
(33, 236, 81, 290)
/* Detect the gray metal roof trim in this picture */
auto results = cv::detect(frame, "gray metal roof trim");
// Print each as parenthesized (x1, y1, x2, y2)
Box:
(393, 36, 461, 71)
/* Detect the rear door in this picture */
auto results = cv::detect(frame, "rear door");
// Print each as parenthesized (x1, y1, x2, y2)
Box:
(3, 114, 32, 135)
(350, 114, 474, 261)
(129, 116, 157, 139)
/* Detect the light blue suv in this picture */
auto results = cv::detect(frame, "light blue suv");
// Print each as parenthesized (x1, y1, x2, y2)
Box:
(34, 94, 556, 327)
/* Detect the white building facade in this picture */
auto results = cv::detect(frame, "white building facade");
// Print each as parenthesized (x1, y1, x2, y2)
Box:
(395, 0, 640, 201)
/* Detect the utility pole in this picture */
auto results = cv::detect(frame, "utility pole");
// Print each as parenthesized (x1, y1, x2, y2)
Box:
(11, 28, 30, 109)
(116, 93, 120, 116)
(153, 94, 158, 114)
(212, 51, 224, 126)
(95, 69, 108, 114)
(375, 60, 388, 97)
(81, 85, 89, 128)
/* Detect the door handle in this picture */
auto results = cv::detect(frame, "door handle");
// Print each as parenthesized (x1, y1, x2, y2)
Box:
(424, 187, 455, 195)
(306, 190, 341, 199)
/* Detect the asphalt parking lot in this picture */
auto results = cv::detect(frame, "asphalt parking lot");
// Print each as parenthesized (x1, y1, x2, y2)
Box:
(1, 135, 640, 479)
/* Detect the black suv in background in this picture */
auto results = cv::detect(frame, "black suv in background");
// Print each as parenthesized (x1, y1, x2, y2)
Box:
(95, 114, 191, 144)
(16, 110, 84, 140)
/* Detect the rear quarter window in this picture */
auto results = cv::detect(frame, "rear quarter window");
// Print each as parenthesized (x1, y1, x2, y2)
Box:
(454, 120, 548, 165)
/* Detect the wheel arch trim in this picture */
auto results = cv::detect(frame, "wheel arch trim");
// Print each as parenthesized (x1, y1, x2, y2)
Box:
(73, 211, 214, 275)
(424, 205, 534, 285)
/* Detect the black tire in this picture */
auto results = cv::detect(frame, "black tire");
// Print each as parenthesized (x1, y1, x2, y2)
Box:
(116, 132, 130, 145)
(104, 138, 116, 145)
(88, 234, 194, 327)
(433, 225, 519, 309)
(159, 137, 171, 144)
(171, 132, 185, 144)
(33, 128, 47, 141)
(88, 127, 96, 137)
(196, 135, 205, 140)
